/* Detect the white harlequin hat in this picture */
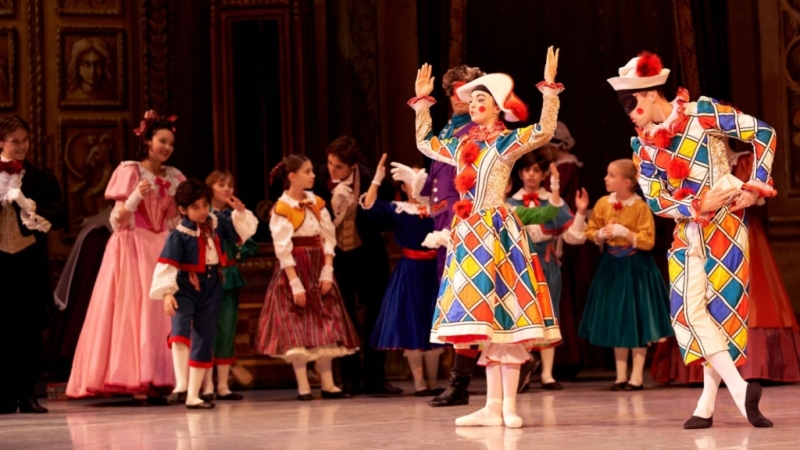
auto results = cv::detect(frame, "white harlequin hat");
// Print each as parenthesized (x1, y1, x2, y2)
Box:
(455, 73, 528, 122)
(607, 51, 670, 92)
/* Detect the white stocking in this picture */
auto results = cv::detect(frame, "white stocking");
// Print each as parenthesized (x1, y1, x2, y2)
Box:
(455, 363, 503, 427)
(500, 364, 522, 428)
(291, 360, 312, 395)
(217, 364, 232, 396)
(692, 366, 721, 418)
(404, 350, 426, 392)
(317, 357, 340, 393)
(423, 348, 443, 390)
(186, 367, 207, 406)
(707, 352, 747, 418)
(171, 343, 190, 393)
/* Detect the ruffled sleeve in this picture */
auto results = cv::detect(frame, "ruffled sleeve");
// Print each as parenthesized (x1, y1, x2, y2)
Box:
(269, 209, 296, 269)
(105, 162, 140, 201)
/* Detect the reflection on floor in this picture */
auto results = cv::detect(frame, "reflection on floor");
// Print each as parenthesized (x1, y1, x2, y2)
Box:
(0, 379, 798, 449)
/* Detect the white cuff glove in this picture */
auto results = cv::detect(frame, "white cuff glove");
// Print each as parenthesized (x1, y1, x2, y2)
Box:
(611, 223, 631, 238)
(422, 229, 450, 249)
(319, 265, 334, 283)
(390, 162, 416, 187)
(549, 173, 560, 194)
(125, 189, 144, 212)
(289, 277, 306, 296)
(596, 228, 608, 241)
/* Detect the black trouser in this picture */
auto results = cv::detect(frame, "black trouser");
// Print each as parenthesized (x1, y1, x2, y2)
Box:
(334, 245, 389, 388)
(0, 246, 47, 408)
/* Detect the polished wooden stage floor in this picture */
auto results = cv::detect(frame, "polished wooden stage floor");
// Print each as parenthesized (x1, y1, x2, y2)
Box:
(1, 377, 797, 449)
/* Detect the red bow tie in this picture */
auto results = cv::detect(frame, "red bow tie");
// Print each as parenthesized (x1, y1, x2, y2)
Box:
(294, 199, 314, 210)
(155, 177, 171, 197)
(0, 160, 23, 174)
(522, 192, 540, 207)
(198, 221, 214, 239)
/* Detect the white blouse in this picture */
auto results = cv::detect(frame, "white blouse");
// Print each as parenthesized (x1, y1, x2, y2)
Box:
(270, 191, 336, 269)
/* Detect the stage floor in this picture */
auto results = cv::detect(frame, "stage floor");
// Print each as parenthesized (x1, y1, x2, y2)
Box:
(1, 379, 797, 449)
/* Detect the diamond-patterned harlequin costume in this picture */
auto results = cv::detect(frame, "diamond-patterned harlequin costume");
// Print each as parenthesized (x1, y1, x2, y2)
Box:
(631, 88, 777, 367)
(409, 88, 562, 348)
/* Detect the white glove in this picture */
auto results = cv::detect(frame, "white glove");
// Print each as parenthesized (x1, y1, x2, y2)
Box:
(422, 229, 451, 249)
(6, 188, 33, 211)
(319, 265, 334, 283)
(611, 223, 631, 238)
(390, 162, 416, 187)
(125, 189, 144, 212)
(549, 172, 560, 194)
(331, 183, 353, 216)
(289, 277, 306, 296)
(596, 227, 608, 241)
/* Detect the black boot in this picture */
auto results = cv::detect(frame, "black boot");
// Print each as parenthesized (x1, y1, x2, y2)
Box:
(428, 353, 477, 407)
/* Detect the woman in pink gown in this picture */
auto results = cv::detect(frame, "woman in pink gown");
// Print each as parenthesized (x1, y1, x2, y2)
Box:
(67, 111, 185, 401)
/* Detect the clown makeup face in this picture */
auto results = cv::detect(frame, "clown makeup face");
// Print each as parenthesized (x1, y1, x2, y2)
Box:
(469, 89, 501, 126)
(450, 81, 469, 115)
(619, 91, 657, 128)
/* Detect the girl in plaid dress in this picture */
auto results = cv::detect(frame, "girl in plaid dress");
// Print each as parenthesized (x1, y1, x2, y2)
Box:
(255, 155, 359, 401)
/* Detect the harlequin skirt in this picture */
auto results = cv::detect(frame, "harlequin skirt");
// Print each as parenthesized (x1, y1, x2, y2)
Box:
(579, 248, 674, 348)
(430, 206, 561, 347)
(255, 237, 360, 362)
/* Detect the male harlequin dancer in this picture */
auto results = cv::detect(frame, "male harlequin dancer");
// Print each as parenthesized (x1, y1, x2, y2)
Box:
(607, 51, 774, 429)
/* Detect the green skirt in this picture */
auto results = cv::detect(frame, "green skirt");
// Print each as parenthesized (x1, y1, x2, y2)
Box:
(579, 249, 673, 348)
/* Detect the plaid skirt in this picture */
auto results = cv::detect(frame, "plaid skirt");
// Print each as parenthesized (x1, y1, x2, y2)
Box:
(255, 237, 360, 361)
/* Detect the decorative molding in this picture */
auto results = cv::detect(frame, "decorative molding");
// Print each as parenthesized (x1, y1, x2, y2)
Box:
(27, 0, 44, 167)
(56, 27, 126, 108)
(780, 0, 800, 192)
(57, 118, 126, 238)
(221, 0, 289, 7)
(347, 0, 381, 159)
(0, 28, 16, 109)
(56, 0, 123, 16)
(0, 0, 13, 17)
(140, 0, 173, 114)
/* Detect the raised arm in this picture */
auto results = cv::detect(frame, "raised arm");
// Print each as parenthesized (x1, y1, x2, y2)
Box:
(409, 63, 459, 165)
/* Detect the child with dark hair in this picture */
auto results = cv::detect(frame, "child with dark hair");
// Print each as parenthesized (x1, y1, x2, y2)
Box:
(150, 178, 258, 409)
(197, 170, 259, 402)
(508, 151, 588, 391)
(68, 110, 185, 403)
(258, 155, 360, 400)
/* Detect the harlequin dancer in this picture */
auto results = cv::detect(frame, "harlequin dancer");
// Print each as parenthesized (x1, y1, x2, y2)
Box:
(150, 179, 258, 409)
(363, 155, 445, 396)
(507, 153, 589, 391)
(608, 51, 775, 428)
(578, 159, 673, 391)
(401, 64, 485, 407)
(68, 111, 185, 403)
(256, 155, 359, 400)
(409, 46, 563, 428)
(651, 139, 800, 384)
(0, 115, 65, 414)
(199, 171, 260, 402)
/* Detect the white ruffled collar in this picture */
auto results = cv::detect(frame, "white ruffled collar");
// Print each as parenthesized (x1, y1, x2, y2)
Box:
(176, 213, 219, 237)
(121, 161, 181, 196)
(392, 201, 428, 216)
(641, 97, 682, 137)
(608, 192, 640, 207)
(511, 187, 550, 202)
(279, 190, 317, 208)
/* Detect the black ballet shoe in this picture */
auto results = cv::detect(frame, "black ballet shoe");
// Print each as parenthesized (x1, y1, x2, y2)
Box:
(297, 393, 313, 401)
(541, 381, 564, 391)
(17, 397, 48, 414)
(167, 392, 187, 405)
(186, 401, 215, 410)
(610, 382, 627, 391)
(428, 385, 469, 407)
(199, 393, 215, 403)
(321, 390, 351, 399)
(744, 382, 773, 428)
(215, 392, 244, 401)
(625, 383, 643, 391)
(683, 415, 713, 429)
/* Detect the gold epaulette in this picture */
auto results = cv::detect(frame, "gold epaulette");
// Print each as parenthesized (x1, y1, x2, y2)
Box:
(273, 196, 327, 230)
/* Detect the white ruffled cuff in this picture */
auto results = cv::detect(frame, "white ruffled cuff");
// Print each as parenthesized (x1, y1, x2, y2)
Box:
(289, 277, 305, 295)
(125, 190, 143, 212)
(231, 209, 258, 242)
(319, 265, 334, 282)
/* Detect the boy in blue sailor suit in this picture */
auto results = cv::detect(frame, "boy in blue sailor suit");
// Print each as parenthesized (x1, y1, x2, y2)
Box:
(150, 179, 257, 409)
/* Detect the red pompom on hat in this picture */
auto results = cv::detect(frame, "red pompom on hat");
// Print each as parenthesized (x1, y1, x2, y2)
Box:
(636, 51, 663, 77)
(503, 93, 529, 123)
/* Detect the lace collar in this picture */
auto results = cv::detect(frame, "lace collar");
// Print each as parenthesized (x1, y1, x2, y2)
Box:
(392, 201, 429, 217)
(608, 192, 640, 208)
(279, 191, 317, 208)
